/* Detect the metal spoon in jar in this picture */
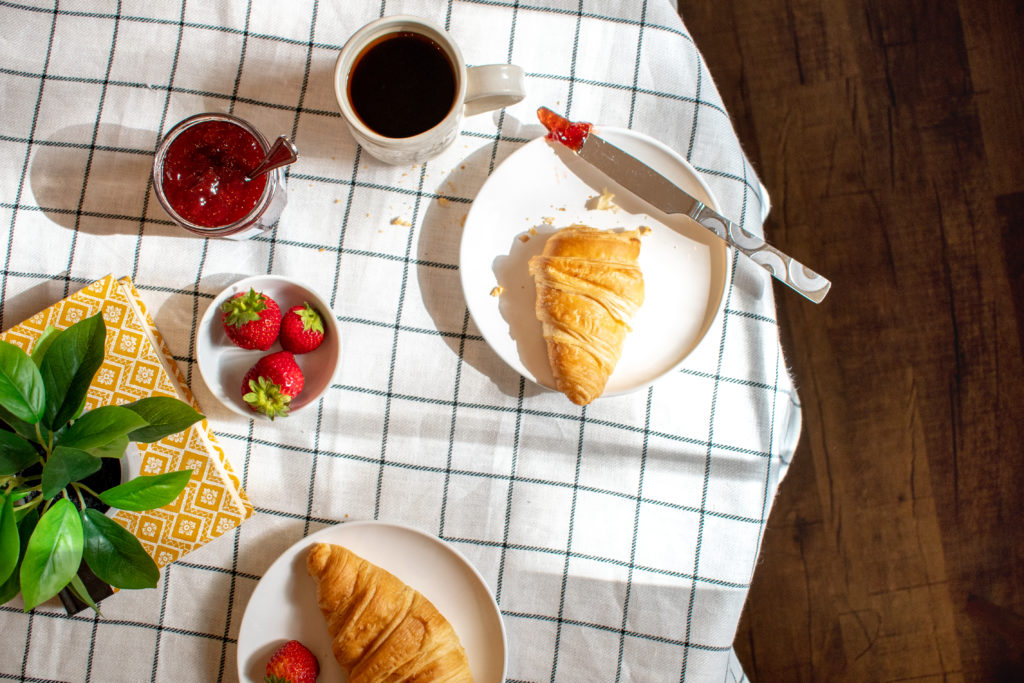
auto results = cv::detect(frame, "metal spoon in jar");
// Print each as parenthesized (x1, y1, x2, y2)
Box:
(246, 135, 299, 180)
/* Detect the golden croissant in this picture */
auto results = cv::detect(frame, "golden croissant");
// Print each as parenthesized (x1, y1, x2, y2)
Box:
(528, 225, 645, 405)
(306, 542, 472, 682)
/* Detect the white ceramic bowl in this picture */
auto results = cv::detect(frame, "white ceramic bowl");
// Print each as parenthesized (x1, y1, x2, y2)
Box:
(196, 275, 341, 419)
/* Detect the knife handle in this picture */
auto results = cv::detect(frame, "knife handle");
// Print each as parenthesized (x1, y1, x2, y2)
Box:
(689, 202, 831, 303)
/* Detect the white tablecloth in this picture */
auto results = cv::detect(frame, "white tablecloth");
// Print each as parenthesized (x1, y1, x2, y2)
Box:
(0, 1, 801, 680)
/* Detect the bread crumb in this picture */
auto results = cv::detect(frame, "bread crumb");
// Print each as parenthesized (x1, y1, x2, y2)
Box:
(519, 234, 530, 243)
(490, 286, 504, 297)
(529, 227, 538, 235)
(586, 188, 618, 211)
(541, 217, 555, 225)
(391, 217, 411, 227)
(639, 225, 652, 235)
(460, 214, 467, 227)
(437, 196, 450, 207)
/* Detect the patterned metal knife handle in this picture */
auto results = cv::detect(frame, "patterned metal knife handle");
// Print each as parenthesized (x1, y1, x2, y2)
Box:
(689, 202, 831, 303)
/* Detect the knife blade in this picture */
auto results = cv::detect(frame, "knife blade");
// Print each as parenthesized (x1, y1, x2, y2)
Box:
(541, 108, 831, 303)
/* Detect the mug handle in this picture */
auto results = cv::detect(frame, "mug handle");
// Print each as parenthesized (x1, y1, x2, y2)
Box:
(464, 64, 526, 116)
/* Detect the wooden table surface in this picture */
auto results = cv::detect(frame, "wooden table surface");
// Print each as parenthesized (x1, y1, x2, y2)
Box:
(677, 0, 1024, 679)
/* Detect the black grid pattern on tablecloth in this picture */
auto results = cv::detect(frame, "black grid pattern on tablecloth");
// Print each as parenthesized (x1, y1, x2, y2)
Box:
(0, 0, 790, 681)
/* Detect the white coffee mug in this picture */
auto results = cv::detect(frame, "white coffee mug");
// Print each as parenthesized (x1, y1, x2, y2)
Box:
(334, 15, 526, 165)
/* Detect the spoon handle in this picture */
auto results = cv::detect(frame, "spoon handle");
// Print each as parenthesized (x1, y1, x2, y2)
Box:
(247, 136, 299, 180)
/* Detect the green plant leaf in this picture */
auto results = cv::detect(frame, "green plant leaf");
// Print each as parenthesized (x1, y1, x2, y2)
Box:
(0, 507, 37, 604)
(0, 429, 40, 475)
(81, 508, 158, 589)
(20, 498, 83, 610)
(86, 434, 129, 460)
(41, 446, 102, 499)
(39, 313, 107, 431)
(0, 494, 18, 584)
(30, 326, 62, 368)
(0, 404, 41, 442)
(120, 397, 204, 443)
(97, 469, 192, 511)
(67, 572, 102, 615)
(57, 405, 148, 451)
(0, 340, 45, 424)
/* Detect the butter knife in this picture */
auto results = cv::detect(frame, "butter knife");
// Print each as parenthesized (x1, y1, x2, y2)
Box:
(537, 107, 831, 303)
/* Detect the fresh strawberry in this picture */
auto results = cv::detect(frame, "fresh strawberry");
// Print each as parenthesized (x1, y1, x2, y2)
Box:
(241, 351, 304, 419)
(279, 302, 326, 354)
(220, 288, 281, 350)
(265, 639, 319, 683)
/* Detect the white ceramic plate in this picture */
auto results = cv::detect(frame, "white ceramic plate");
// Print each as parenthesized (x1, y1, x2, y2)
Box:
(460, 127, 731, 398)
(236, 521, 507, 682)
(196, 275, 341, 419)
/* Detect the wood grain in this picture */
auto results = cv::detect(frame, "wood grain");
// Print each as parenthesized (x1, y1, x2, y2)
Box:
(676, 0, 1024, 679)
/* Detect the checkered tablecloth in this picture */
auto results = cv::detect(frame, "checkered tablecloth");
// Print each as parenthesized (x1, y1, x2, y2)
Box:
(0, 0, 802, 681)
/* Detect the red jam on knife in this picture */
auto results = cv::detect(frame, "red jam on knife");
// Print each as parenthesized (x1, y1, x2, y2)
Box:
(537, 106, 592, 151)
(161, 120, 267, 228)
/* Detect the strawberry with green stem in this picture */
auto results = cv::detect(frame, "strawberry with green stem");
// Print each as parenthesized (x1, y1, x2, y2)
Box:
(220, 288, 281, 350)
(280, 302, 326, 354)
(241, 351, 304, 419)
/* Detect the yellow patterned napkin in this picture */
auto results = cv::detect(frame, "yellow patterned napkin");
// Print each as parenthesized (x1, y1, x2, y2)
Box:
(0, 275, 252, 569)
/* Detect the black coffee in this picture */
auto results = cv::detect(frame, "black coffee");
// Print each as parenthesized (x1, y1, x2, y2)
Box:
(349, 31, 457, 139)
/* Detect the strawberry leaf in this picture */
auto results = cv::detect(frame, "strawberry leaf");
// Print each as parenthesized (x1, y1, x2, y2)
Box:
(298, 303, 324, 333)
(243, 376, 292, 420)
(221, 288, 269, 327)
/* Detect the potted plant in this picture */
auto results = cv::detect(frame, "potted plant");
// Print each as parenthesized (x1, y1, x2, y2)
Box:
(0, 312, 203, 612)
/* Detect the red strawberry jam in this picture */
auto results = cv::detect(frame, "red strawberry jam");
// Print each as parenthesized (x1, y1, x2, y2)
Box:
(161, 120, 266, 228)
(537, 106, 592, 151)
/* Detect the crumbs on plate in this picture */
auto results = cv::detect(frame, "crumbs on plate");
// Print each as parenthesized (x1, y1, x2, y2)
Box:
(586, 188, 618, 211)
(390, 217, 411, 227)
(490, 286, 504, 297)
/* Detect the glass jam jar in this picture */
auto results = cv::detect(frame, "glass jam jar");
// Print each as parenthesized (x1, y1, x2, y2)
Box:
(152, 112, 287, 239)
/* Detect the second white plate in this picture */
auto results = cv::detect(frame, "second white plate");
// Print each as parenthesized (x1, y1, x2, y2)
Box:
(236, 520, 507, 682)
(459, 127, 731, 399)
